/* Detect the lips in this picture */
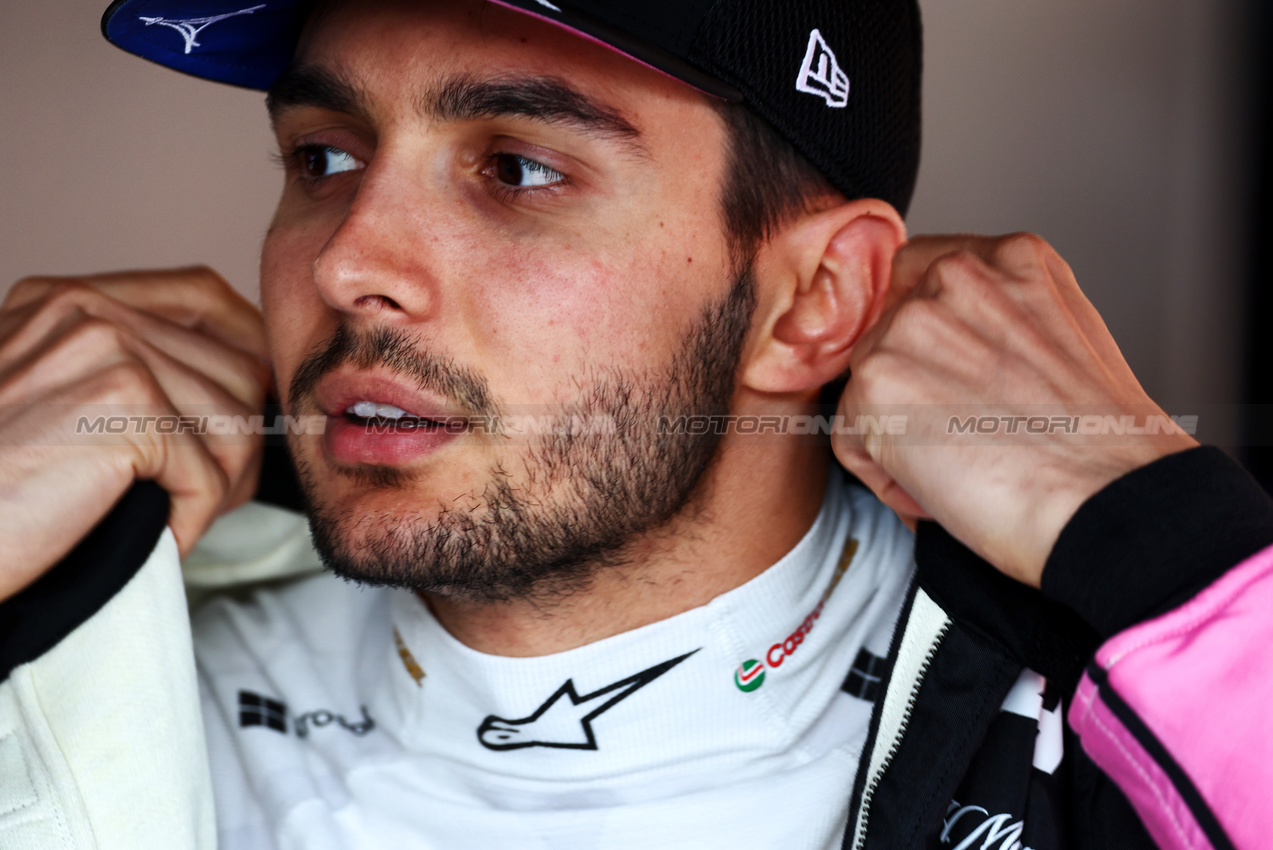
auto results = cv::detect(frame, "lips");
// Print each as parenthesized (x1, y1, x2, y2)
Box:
(316, 370, 459, 422)
(313, 369, 467, 466)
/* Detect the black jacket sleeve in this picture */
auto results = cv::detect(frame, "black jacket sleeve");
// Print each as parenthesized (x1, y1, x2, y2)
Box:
(1042, 445, 1273, 638)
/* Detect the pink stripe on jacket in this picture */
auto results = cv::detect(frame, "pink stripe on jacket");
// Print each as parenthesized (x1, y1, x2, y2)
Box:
(1069, 543, 1273, 850)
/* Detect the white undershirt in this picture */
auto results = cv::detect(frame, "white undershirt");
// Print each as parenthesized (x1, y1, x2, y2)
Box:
(193, 471, 916, 849)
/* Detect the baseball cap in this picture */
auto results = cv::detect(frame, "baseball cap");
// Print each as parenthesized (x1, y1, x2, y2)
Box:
(101, 0, 922, 214)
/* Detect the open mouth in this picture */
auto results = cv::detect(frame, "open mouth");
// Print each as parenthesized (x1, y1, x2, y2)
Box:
(344, 401, 446, 431)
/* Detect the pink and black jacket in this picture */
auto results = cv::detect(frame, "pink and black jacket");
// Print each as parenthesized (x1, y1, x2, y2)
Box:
(843, 446, 1273, 849)
(1061, 448, 1273, 850)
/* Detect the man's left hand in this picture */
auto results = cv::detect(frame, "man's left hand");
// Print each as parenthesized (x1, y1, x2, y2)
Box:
(833, 233, 1198, 587)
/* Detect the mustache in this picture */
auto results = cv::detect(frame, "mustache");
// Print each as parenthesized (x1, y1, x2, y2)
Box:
(288, 324, 497, 417)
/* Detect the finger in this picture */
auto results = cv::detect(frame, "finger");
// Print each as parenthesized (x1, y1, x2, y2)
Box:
(0, 360, 233, 573)
(0, 315, 262, 513)
(832, 438, 931, 522)
(5, 268, 268, 363)
(887, 235, 1001, 309)
(126, 339, 264, 511)
(858, 235, 1052, 378)
(848, 239, 983, 366)
(970, 235, 1143, 390)
(97, 379, 233, 558)
(0, 285, 269, 408)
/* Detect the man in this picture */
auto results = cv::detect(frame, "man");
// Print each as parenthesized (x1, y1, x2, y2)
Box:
(1, 0, 1270, 848)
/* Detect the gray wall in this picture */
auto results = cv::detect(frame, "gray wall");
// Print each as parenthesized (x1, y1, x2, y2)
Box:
(0, 1, 1251, 441)
(908, 1, 1250, 443)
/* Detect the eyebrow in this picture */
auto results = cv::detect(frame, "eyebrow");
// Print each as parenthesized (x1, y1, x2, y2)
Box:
(267, 64, 368, 124)
(267, 65, 645, 154)
(430, 74, 643, 150)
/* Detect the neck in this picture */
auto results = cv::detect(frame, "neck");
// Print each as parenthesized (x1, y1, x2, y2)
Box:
(422, 437, 831, 657)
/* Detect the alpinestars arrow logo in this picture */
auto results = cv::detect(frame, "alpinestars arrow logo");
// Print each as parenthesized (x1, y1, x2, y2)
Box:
(477, 649, 699, 751)
(796, 28, 850, 108)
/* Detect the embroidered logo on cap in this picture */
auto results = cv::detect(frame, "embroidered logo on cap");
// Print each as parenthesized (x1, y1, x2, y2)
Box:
(796, 29, 850, 108)
(139, 4, 266, 55)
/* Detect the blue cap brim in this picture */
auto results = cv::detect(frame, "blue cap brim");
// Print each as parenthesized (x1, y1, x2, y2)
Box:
(101, 0, 741, 99)
(102, 0, 309, 90)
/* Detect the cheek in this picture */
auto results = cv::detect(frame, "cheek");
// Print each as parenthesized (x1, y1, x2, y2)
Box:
(465, 240, 715, 402)
(260, 221, 334, 402)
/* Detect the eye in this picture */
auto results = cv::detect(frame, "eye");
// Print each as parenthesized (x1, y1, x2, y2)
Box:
(492, 153, 565, 189)
(297, 145, 362, 180)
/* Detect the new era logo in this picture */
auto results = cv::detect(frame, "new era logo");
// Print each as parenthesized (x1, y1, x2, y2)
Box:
(796, 29, 850, 108)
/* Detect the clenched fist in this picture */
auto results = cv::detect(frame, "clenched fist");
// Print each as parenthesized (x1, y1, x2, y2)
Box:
(0, 268, 270, 600)
(834, 234, 1198, 587)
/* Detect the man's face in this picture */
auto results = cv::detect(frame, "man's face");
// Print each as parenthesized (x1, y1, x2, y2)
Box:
(262, 0, 752, 601)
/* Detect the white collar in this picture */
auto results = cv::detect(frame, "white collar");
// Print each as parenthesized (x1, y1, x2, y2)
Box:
(370, 473, 914, 800)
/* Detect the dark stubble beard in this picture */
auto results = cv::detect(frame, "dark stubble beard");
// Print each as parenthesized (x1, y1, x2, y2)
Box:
(289, 269, 756, 604)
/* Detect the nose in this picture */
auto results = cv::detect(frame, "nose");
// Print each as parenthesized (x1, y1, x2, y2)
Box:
(311, 158, 443, 325)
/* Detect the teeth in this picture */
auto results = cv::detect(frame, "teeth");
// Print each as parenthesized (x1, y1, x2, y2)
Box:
(346, 401, 410, 420)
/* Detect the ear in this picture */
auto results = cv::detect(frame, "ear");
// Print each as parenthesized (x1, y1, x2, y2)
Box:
(741, 199, 906, 395)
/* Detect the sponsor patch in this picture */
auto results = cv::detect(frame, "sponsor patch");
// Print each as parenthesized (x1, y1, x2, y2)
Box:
(237, 690, 375, 738)
(238, 690, 287, 733)
(733, 538, 857, 692)
(734, 659, 766, 692)
(478, 650, 699, 751)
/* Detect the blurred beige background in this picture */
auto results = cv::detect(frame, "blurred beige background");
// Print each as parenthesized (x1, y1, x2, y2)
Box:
(0, 0, 1251, 442)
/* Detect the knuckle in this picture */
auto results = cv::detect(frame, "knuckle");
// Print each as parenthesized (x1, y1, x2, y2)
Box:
(96, 360, 160, 403)
(994, 232, 1054, 269)
(8, 274, 76, 295)
(42, 281, 102, 314)
(932, 249, 982, 274)
(43, 280, 90, 301)
(185, 265, 233, 296)
(927, 250, 985, 290)
(68, 315, 127, 349)
(8, 276, 53, 299)
(849, 351, 909, 400)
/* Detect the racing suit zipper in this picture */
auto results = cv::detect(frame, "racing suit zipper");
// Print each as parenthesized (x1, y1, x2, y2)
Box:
(848, 589, 951, 850)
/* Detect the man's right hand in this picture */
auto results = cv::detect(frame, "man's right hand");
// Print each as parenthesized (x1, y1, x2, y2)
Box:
(0, 268, 270, 601)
